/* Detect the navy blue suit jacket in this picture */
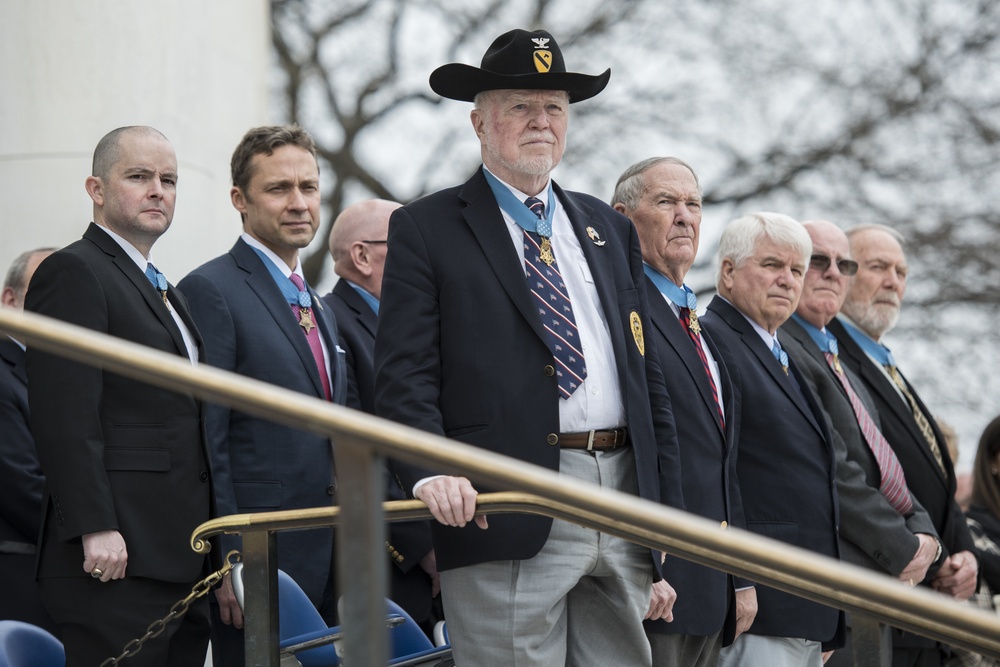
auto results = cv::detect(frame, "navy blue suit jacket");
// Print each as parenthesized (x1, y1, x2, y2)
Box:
(826, 317, 974, 561)
(374, 168, 683, 573)
(0, 338, 44, 548)
(703, 297, 843, 646)
(321, 280, 436, 622)
(642, 281, 747, 642)
(179, 238, 347, 605)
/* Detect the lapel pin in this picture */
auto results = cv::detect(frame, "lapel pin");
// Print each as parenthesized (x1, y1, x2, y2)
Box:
(586, 226, 606, 246)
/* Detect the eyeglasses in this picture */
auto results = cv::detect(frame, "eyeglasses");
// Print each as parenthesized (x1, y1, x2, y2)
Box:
(810, 253, 858, 276)
(361, 240, 388, 245)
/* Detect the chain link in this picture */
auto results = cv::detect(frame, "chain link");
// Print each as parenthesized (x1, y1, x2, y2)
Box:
(100, 550, 241, 667)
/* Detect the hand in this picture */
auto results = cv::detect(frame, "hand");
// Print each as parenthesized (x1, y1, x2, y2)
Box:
(214, 574, 245, 629)
(419, 549, 441, 598)
(82, 530, 128, 582)
(733, 587, 758, 639)
(414, 476, 487, 529)
(645, 579, 677, 621)
(932, 550, 978, 600)
(899, 534, 938, 585)
(822, 650, 835, 663)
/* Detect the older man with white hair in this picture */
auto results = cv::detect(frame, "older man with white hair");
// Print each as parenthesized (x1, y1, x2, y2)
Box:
(702, 212, 844, 667)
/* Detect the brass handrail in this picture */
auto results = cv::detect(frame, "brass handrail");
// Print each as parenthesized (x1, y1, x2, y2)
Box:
(4, 306, 1000, 659)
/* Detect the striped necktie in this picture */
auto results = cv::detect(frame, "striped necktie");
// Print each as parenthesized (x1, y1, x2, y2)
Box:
(523, 197, 586, 398)
(772, 340, 789, 375)
(885, 364, 946, 475)
(679, 306, 725, 429)
(145, 263, 169, 305)
(824, 337, 913, 514)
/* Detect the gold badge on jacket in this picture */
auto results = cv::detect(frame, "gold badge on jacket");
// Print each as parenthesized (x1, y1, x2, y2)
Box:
(630, 311, 645, 356)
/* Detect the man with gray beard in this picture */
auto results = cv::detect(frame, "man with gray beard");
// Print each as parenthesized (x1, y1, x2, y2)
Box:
(827, 224, 977, 666)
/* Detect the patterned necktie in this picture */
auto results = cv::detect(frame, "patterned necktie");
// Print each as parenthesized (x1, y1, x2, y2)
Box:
(145, 263, 169, 305)
(679, 306, 725, 429)
(823, 337, 913, 514)
(523, 197, 586, 398)
(884, 364, 946, 475)
(288, 273, 332, 400)
(771, 340, 789, 375)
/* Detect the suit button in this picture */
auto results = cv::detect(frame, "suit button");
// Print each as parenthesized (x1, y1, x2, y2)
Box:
(543, 365, 555, 377)
(199, 471, 209, 482)
(720, 521, 728, 530)
(547, 433, 559, 446)
(326, 485, 336, 496)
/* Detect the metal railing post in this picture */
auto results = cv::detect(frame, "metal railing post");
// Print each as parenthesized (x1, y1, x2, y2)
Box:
(242, 530, 280, 667)
(335, 436, 389, 667)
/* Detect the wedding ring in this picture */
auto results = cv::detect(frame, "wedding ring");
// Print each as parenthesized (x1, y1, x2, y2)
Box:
(908, 578, 915, 587)
(91, 567, 103, 579)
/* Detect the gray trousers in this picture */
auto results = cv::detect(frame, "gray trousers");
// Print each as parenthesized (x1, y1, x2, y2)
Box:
(440, 447, 654, 666)
(720, 633, 823, 667)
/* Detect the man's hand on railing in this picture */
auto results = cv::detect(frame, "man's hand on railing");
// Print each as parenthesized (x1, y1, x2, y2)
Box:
(899, 533, 938, 585)
(645, 579, 677, 622)
(215, 574, 245, 629)
(414, 476, 488, 529)
(932, 550, 979, 601)
(733, 587, 757, 639)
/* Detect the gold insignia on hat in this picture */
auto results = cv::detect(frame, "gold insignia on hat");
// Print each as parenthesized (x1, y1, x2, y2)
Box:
(586, 226, 606, 246)
(630, 311, 645, 356)
(534, 50, 553, 73)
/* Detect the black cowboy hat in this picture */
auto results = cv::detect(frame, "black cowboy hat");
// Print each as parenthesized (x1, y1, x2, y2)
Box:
(429, 29, 610, 103)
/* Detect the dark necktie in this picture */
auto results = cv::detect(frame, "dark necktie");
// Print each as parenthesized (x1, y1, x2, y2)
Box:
(289, 273, 332, 401)
(679, 306, 724, 429)
(145, 263, 169, 305)
(823, 338, 913, 514)
(885, 364, 946, 475)
(523, 197, 586, 398)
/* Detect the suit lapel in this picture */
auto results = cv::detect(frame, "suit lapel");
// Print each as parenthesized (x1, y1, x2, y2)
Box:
(84, 225, 189, 358)
(782, 319, 849, 402)
(0, 339, 27, 385)
(647, 279, 724, 439)
(231, 239, 327, 399)
(334, 280, 377, 340)
(459, 171, 550, 346)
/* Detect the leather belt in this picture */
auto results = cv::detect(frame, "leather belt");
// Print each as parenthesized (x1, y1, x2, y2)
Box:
(558, 428, 629, 452)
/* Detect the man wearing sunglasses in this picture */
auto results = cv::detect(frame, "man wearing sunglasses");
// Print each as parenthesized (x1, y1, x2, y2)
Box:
(779, 220, 941, 666)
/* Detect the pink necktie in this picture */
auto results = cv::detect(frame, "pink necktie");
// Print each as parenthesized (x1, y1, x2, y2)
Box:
(289, 273, 331, 400)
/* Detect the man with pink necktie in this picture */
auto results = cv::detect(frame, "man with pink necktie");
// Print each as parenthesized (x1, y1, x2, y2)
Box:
(178, 125, 347, 667)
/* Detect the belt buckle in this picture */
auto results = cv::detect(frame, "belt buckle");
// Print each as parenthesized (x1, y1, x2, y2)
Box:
(586, 429, 597, 452)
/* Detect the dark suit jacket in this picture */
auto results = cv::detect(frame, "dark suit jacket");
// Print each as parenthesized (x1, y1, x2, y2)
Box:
(321, 280, 436, 622)
(374, 168, 683, 573)
(779, 319, 937, 576)
(25, 223, 212, 583)
(827, 317, 974, 562)
(0, 338, 44, 549)
(642, 281, 747, 642)
(702, 297, 843, 646)
(178, 238, 347, 605)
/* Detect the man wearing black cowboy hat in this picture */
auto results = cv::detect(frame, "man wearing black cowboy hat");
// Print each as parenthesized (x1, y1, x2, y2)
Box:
(375, 28, 683, 666)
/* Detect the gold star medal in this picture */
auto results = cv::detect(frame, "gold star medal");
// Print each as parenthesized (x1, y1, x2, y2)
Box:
(685, 292, 701, 334)
(539, 237, 555, 266)
(296, 290, 316, 334)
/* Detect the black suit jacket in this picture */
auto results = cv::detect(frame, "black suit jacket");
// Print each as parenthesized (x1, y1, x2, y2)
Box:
(702, 297, 843, 646)
(374, 168, 683, 573)
(0, 338, 44, 548)
(779, 319, 937, 576)
(826, 317, 974, 561)
(321, 280, 436, 622)
(26, 223, 213, 582)
(178, 238, 347, 605)
(642, 281, 746, 641)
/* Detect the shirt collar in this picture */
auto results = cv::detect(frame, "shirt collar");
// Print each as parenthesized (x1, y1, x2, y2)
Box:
(241, 232, 304, 281)
(95, 223, 153, 272)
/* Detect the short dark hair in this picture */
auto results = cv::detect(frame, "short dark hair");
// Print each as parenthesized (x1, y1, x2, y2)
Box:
(230, 125, 318, 193)
(92, 126, 167, 180)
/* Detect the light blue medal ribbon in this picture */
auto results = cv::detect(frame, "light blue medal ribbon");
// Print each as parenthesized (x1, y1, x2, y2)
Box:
(643, 265, 695, 308)
(481, 167, 555, 236)
(838, 318, 895, 366)
(249, 247, 312, 308)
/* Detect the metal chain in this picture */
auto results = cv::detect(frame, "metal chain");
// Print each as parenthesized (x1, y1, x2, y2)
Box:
(100, 550, 241, 667)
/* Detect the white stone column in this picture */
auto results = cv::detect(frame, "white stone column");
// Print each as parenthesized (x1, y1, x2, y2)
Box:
(0, 0, 271, 280)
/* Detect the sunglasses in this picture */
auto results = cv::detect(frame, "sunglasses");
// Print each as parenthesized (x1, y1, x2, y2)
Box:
(810, 254, 858, 276)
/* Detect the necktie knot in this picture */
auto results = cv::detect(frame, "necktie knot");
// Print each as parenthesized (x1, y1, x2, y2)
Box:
(525, 197, 545, 220)
(289, 273, 305, 291)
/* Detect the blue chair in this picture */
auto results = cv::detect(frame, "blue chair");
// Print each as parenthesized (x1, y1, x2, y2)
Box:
(0, 620, 64, 667)
(232, 564, 452, 666)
